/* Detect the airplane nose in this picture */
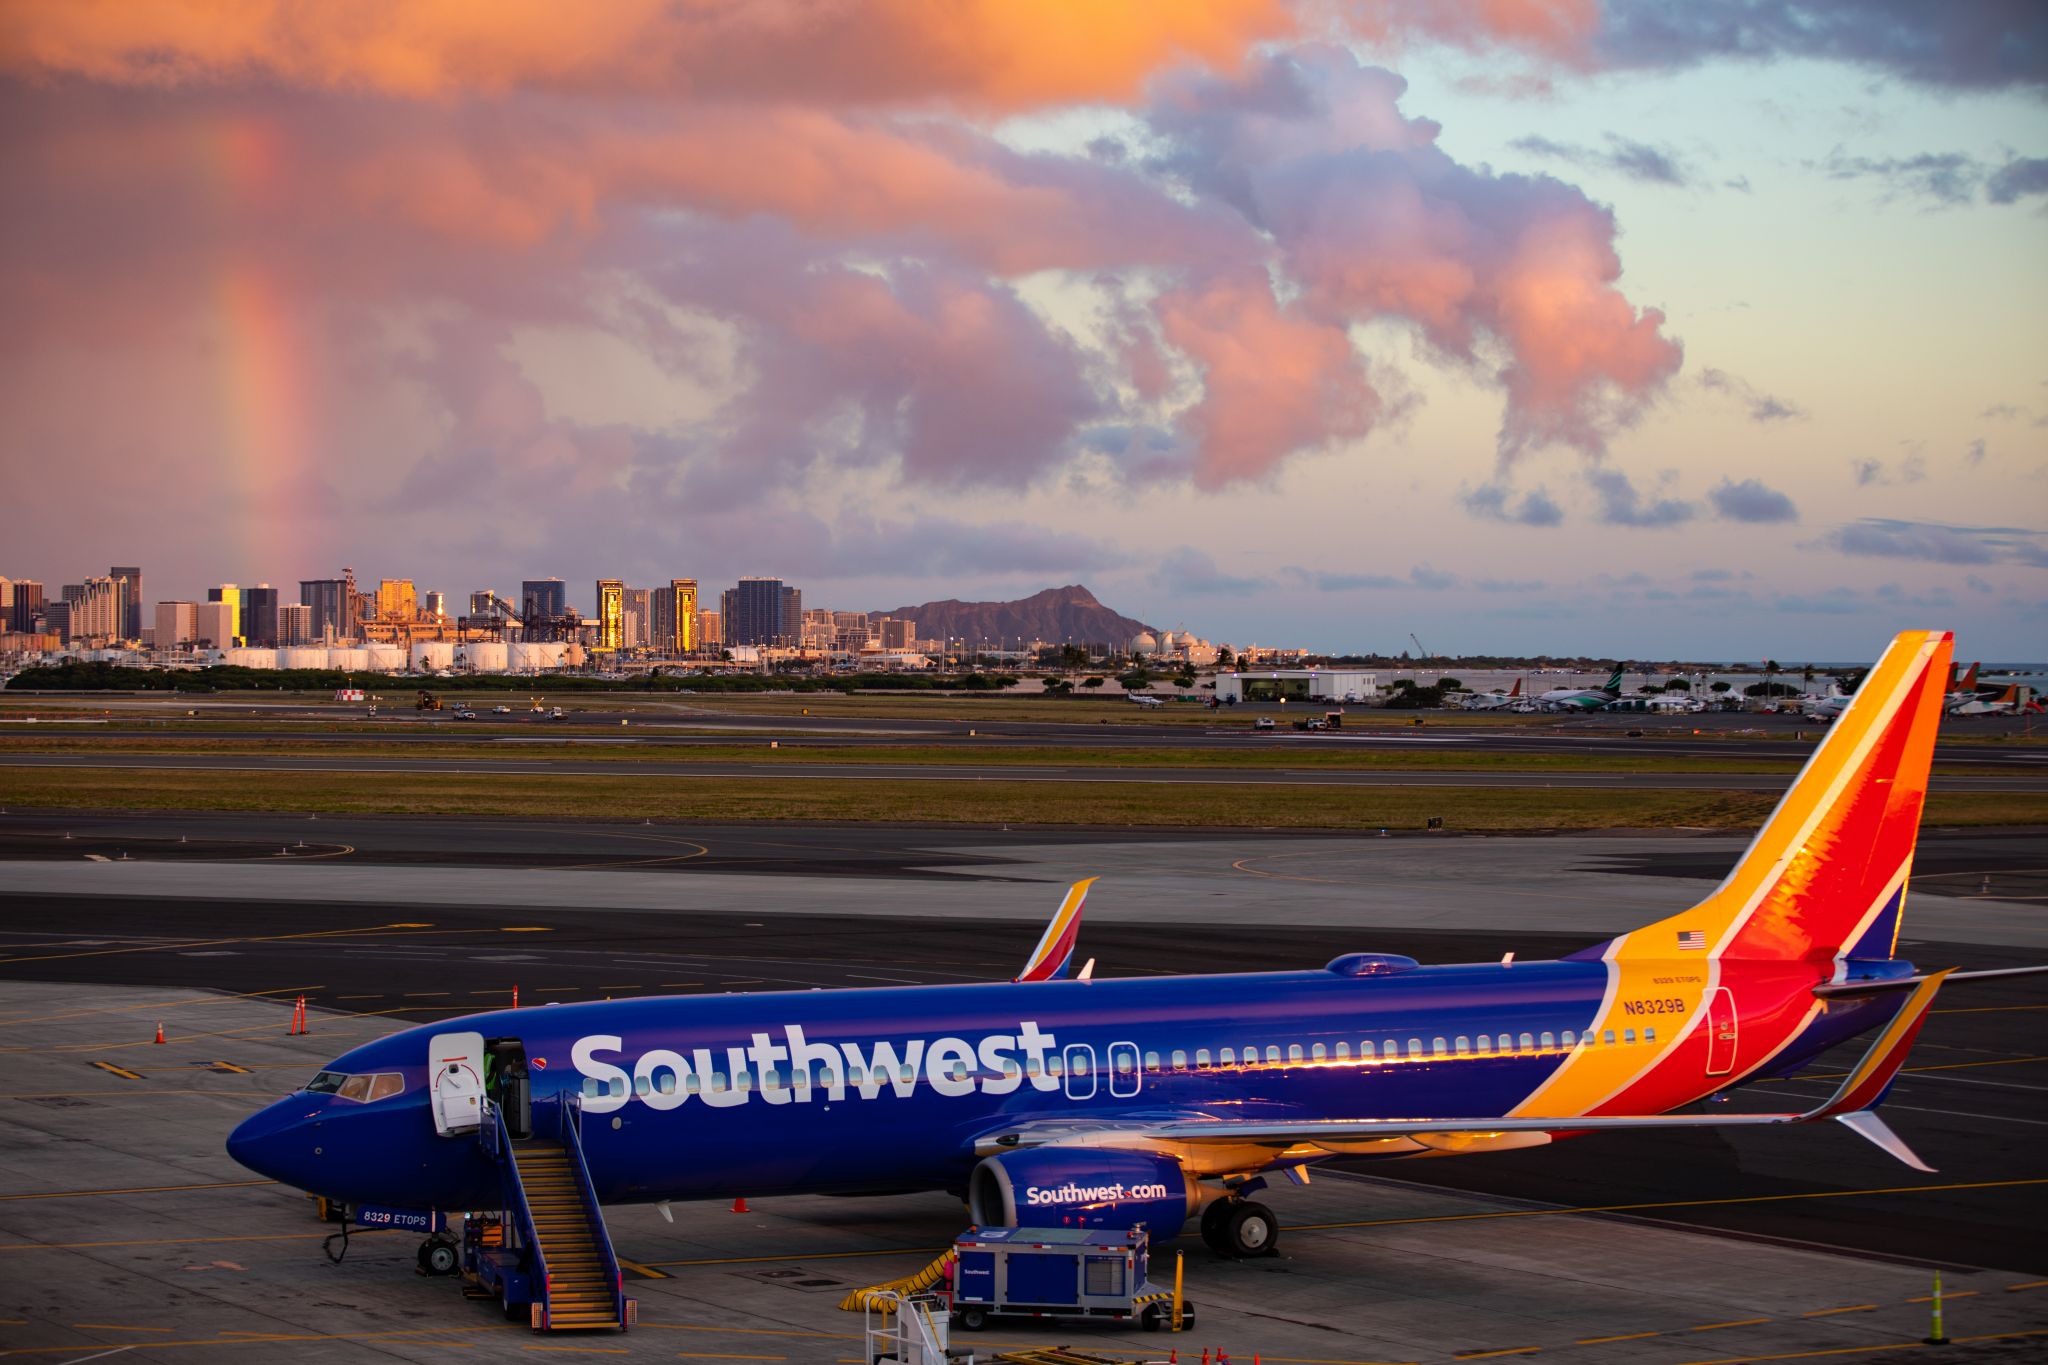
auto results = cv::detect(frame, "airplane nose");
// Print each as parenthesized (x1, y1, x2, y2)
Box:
(226, 1096, 317, 1186)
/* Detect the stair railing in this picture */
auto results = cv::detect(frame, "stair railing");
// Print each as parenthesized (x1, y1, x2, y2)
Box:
(551, 1094, 626, 1329)
(489, 1098, 552, 1328)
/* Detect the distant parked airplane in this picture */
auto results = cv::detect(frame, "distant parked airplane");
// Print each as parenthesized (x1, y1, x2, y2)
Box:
(1462, 678, 1523, 711)
(1128, 694, 1165, 708)
(1537, 668, 1625, 711)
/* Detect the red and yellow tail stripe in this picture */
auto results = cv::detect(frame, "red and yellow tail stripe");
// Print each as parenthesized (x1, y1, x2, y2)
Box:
(1015, 878, 1095, 982)
(1511, 631, 1953, 1121)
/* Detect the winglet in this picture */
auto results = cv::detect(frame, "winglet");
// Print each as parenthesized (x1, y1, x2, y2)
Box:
(1015, 878, 1095, 982)
(1804, 969, 1950, 1120)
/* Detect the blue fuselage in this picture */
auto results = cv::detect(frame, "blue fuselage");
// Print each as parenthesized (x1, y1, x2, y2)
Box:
(227, 957, 1899, 1213)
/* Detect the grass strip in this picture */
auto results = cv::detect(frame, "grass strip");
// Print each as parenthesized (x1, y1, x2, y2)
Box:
(0, 736, 1810, 774)
(1, 769, 2040, 830)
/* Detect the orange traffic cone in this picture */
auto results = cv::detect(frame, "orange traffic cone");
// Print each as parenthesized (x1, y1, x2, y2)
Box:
(512, 984, 519, 1010)
(153, 1021, 165, 1044)
(731, 1196, 749, 1213)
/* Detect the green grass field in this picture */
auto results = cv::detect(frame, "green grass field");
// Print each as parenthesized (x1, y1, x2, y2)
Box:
(2, 767, 2038, 831)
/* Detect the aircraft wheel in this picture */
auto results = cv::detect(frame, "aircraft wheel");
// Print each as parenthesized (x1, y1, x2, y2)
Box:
(420, 1238, 459, 1276)
(1220, 1201, 1279, 1258)
(1199, 1197, 1236, 1254)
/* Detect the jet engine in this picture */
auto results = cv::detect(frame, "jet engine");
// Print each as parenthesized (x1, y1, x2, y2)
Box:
(967, 1147, 1194, 1235)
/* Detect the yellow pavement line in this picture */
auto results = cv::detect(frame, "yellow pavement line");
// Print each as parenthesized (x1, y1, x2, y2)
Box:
(1292, 1175, 2048, 1232)
(1931, 1004, 2048, 1014)
(0, 1228, 394, 1252)
(89, 1062, 141, 1080)
(2008, 1279, 2048, 1290)
(1803, 1305, 1876, 1317)
(0, 1179, 276, 1203)
(1763, 1054, 2048, 1084)
(0, 1323, 512, 1356)
(613, 1257, 670, 1280)
(0, 922, 434, 967)
(1577, 1331, 1662, 1344)
(643, 1245, 945, 1270)
(1674, 1327, 2048, 1364)
(670, 1356, 788, 1362)
(1453, 1350, 1538, 1359)
(1692, 1319, 1773, 1332)
(522, 1348, 626, 1356)
(0, 985, 314, 1029)
(71, 1324, 173, 1332)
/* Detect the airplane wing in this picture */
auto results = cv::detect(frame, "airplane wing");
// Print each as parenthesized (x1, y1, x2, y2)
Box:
(983, 970, 1950, 1171)
(1138, 970, 1948, 1170)
(1013, 878, 1095, 982)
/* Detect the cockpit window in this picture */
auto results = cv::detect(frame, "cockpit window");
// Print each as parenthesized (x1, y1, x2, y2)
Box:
(304, 1070, 405, 1102)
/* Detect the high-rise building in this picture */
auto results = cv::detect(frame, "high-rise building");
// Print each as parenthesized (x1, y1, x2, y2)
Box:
(300, 577, 357, 642)
(278, 603, 313, 645)
(521, 578, 567, 623)
(878, 616, 916, 650)
(207, 584, 242, 643)
(193, 601, 234, 649)
(722, 577, 800, 646)
(375, 579, 417, 623)
(595, 579, 624, 651)
(8, 580, 43, 633)
(422, 590, 446, 621)
(110, 566, 142, 640)
(696, 610, 722, 647)
(624, 587, 655, 649)
(68, 577, 122, 642)
(243, 584, 280, 646)
(42, 600, 69, 640)
(154, 601, 197, 647)
(651, 579, 697, 655)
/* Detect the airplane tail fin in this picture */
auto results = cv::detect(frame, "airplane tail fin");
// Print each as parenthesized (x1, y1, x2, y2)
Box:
(1631, 631, 1952, 966)
(1508, 678, 1521, 698)
(1604, 667, 1625, 693)
(1958, 662, 1978, 692)
(1014, 878, 1094, 982)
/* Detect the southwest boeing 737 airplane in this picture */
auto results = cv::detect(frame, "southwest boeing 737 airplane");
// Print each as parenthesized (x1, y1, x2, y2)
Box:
(228, 630, 2042, 1331)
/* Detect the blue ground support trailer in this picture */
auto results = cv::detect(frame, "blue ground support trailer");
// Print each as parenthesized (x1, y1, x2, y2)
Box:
(950, 1226, 1192, 1332)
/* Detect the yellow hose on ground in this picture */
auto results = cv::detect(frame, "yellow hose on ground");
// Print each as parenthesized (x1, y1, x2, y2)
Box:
(837, 1247, 957, 1312)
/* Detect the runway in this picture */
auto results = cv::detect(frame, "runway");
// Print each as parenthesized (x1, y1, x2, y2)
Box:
(7, 750, 2046, 791)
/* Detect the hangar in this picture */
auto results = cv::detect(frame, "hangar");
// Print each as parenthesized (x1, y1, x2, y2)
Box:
(1214, 669, 1378, 704)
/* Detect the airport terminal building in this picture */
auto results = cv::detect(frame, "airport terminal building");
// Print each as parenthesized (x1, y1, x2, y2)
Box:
(1214, 669, 1378, 704)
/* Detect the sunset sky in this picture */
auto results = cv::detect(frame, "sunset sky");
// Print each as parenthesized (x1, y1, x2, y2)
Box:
(3, 2, 2043, 658)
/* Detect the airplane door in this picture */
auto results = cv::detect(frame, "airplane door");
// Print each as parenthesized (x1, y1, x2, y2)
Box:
(1062, 1044, 1096, 1100)
(430, 1031, 486, 1137)
(1705, 988, 1737, 1077)
(1107, 1041, 1141, 1098)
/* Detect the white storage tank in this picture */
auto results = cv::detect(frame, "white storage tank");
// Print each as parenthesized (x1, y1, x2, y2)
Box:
(364, 643, 406, 673)
(328, 648, 369, 673)
(280, 647, 328, 671)
(224, 648, 279, 669)
(509, 641, 567, 671)
(411, 641, 455, 672)
(465, 642, 510, 673)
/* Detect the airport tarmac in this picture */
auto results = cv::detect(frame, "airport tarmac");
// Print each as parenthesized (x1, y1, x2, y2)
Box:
(2, 980, 2045, 1364)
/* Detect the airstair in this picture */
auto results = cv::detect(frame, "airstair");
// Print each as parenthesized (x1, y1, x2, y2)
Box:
(470, 1095, 631, 1332)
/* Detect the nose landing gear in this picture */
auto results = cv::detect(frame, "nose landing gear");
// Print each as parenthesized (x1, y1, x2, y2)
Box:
(1199, 1197, 1279, 1258)
(418, 1234, 461, 1276)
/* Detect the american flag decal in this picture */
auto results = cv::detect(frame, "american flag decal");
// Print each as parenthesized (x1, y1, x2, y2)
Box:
(1676, 929, 1706, 950)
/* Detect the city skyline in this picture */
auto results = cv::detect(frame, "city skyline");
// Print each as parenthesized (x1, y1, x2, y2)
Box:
(1, 6, 2041, 658)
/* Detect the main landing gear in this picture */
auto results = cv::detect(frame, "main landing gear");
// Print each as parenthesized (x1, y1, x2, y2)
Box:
(417, 1234, 460, 1277)
(1199, 1198, 1279, 1258)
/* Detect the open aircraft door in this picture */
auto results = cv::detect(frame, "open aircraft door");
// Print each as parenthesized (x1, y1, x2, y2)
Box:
(1704, 988, 1737, 1077)
(430, 1031, 486, 1137)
